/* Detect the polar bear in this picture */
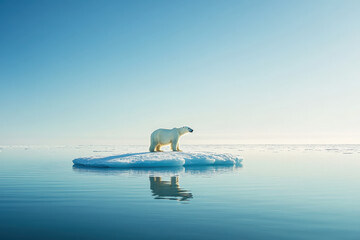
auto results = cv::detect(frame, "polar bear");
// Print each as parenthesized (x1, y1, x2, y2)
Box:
(149, 126, 194, 152)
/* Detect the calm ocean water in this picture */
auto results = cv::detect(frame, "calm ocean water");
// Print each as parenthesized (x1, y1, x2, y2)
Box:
(0, 145, 359, 240)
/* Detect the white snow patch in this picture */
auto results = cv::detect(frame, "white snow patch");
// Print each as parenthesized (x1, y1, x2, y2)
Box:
(73, 152, 242, 168)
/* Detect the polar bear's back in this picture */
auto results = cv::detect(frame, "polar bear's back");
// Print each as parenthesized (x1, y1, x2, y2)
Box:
(151, 128, 178, 144)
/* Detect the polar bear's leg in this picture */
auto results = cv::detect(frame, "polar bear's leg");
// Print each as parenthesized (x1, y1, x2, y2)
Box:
(171, 140, 179, 151)
(149, 138, 156, 152)
(149, 143, 156, 152)
(155, 145, 163, 152)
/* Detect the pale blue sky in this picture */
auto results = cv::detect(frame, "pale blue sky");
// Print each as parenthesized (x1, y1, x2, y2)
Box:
(1, 0, 360, 145)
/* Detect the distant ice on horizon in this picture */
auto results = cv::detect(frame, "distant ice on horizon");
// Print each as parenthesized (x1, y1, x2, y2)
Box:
(72, 151, 242, 168)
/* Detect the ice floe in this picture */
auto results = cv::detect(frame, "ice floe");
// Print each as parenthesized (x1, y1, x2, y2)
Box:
(72, 151, 242, 168)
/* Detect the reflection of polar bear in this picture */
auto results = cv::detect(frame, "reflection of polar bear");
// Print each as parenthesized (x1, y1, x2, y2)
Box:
(149, 176, 193, 201)
(149, 126, 193, 152)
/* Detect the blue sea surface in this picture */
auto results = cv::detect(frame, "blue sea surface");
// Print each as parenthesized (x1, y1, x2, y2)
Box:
(0, 145, 359, 240)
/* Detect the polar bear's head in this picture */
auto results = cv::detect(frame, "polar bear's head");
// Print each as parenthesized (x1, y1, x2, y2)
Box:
(181, 126, 193, 133)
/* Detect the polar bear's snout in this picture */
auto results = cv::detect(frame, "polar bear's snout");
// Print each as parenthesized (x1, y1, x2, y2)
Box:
(184, 126, 193, 133)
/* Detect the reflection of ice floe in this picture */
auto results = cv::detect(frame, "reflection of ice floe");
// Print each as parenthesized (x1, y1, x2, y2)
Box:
(72, 165, 184, 176)
(72, 164, 242, 176)
(72, 152, 242, 168)
(184, 165, 243, 175)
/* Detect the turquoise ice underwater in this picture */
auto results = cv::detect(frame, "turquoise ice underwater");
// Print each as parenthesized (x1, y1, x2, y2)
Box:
(1, 145, 360, 239)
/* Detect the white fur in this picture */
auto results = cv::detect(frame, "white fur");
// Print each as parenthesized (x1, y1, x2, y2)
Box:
(149, 126, 193, 152)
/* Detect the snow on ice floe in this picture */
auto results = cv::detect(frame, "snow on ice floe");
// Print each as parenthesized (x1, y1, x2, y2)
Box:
(72, 152, 242, 168)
